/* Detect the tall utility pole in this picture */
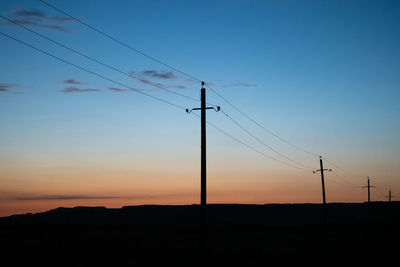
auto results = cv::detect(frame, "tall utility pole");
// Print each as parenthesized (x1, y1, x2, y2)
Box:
(362, 177, 375, 204)
(187, 81, 220, 229)
(385, 189, 395, 202)
(313, 156, 331, 224)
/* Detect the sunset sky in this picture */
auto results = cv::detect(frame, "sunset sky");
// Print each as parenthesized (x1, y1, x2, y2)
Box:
(1, 0, 399, 217)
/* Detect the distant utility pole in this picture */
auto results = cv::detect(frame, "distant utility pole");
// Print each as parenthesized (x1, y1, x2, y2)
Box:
(313, 156, 331, 224)
(362, 177, 375, 204)
(385, 189, 395, 202)
(187, 81, 220, 229)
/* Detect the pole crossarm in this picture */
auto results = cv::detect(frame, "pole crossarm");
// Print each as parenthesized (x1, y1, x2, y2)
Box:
(186, 106, 220, 113)
(313, 156, 332, 174)
(313, 169, 331, 173)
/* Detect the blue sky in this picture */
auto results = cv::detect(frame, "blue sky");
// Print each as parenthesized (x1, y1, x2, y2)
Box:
(0, 0, 399, 216)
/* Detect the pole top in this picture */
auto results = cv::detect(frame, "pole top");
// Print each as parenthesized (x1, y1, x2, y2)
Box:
(201, 81, 205, 86)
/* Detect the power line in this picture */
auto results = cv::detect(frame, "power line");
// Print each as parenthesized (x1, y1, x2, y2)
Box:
(324, 158, 392, 191)
(38, 0, 348, 164)
(372, 179, 389, 191)
(324, 175, 353, 187)
(38, 0, 391, 189)
(39, 0, 201, 83)
(191, 113, 311, 172)
(0, 14, 200, 103)
(0, 31, 186, 110)
(330, 170, 360, 187)
(211, 82, 390, 191)
(206, 85, 320, 158)
(219, 109, 315, 170)
(2, 6, 323, 173)
(322, 157, 366, 179)
(38, 0, 217, 109)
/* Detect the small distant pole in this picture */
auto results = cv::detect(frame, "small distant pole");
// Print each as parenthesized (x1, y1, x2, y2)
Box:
(313, 156, 331, 224)
(385, 189, 395, 203)
(361, 177, 376, 220)
(362, 177, 375, 204)
(385, 189, 395, 221)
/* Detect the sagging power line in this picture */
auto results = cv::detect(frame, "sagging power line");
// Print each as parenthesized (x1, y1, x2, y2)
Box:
(0, 31, 186, 111)
(207, 85, 320, 158)
(39, 0, 201, 83)
(38, 0, 321, 159)
(220, 109, 314, 171)
(0, 14, 200, 103)
(192, 113, 312, 173)
(38, 0, 377, 189)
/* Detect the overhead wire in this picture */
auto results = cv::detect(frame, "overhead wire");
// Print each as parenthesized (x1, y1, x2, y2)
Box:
(0, 31, 187, 110)
(190, 113, 311, 173)
(0, 26, 337, 176)
(330, 170, 360, 187)
(206, 86, 388, 191)
(206, 85, 320, 158)
(372, 179, 389, 191)
(374, 186, 387, 199)
(37, 0, 393, 190)
(322, 157, 366, 179)
(38, 0, 350, 162)
(39, 0, 201, 83)
(219, 109, 315, 170)
(324, 176, 352, 187)
(38, 0, 321, 171)
(0, 14, 200, 103)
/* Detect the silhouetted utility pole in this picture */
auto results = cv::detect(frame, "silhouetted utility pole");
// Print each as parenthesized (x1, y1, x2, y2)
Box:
(362, 177, 375, 204)
(313, 156, 331, 224)
(187, 81, 220, 229)
(385, 189, 395, 202)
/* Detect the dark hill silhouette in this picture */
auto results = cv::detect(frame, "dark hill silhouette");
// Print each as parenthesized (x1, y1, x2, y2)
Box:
(1, 202, 399, 224)
(0, 203, 399, 267)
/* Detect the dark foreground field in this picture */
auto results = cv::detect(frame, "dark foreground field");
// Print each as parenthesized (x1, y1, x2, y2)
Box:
(1, 203, 399, 266)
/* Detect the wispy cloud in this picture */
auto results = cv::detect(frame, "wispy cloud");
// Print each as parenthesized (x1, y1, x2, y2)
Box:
(130, 70, 191, 91)
(49, 16, 74, 22)
(15, 9, 73, 22)
(171, 85, 187, 89)
(139, 78, 165, 88)
(61, 87, 101, 93)
(15, 195, 118, 200)
(124, 192, 197, 200)
(222, 81, 258, 88)
(9, 9, 73, 32)
(108, 87, 126, 92)
(15, 9, 45, 19)
(10, 19, 68, 32)
(0, 83, 15, 92)
(63, 79, 85, 85)
(142, 70, 176, 80)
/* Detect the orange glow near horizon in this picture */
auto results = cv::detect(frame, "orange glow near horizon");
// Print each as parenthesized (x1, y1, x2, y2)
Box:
(0, 164, 372, 217)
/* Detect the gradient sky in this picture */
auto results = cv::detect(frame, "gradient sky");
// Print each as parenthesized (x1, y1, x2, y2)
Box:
(1, 0, 399, 217)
